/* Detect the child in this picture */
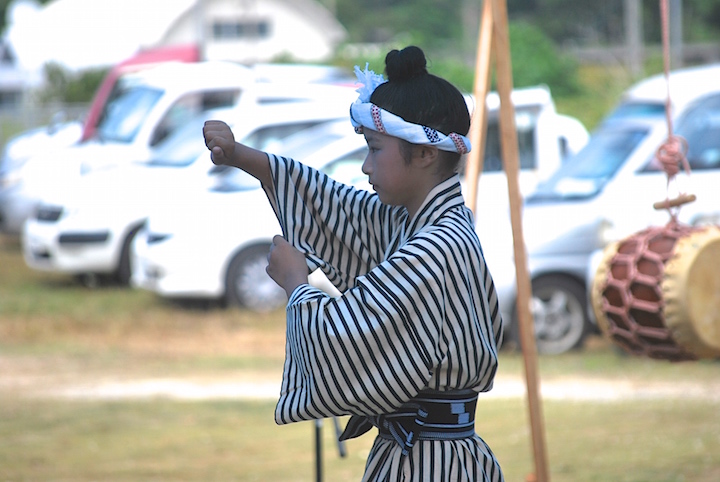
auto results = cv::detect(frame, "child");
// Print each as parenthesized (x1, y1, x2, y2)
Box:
(203, 45, 504, 482)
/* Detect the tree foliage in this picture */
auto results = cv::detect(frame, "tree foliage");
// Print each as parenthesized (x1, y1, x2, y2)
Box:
(38, 62, 108, 104)
(508, 21, 581, 95)
(335, 0, 464, 45)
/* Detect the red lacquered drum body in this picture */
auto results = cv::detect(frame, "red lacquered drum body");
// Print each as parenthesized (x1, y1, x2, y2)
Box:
(591, 223, 720, 361)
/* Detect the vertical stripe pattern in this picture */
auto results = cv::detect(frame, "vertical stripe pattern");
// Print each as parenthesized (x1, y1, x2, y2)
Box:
(266, 155, 504, 481)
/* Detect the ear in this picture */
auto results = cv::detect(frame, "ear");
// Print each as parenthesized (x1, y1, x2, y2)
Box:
(413, 145, 439, 168)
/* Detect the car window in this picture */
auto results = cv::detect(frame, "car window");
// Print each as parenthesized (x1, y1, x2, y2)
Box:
(95, 84, 163, 143)
(481, 107, 538, 173)
(150, 89, 240, 146)
(320, 148, 368, 186)
(213, 146, 370, 193)
(640, 94, 720, 173)
(526, 126, 649, 203)
(279, 120, 350, 160)
(604, 102, 667, 123)
(240, 121, 328, 153)
(144, 115, 211, 168)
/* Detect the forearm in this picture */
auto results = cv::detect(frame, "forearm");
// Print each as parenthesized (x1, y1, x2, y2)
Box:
(204, 120, 274, 192)
(227, 142, 273, 191)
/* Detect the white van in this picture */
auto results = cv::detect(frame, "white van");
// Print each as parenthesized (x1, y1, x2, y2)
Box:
(468, 86, 588, 208)
(3, 61, 358, 235)
(1, 61, 253, 235)
(488, 63, 720, 355)
(21, 98, 355, 286)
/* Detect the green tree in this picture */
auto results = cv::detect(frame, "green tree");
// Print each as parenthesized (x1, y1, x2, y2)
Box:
(335, 0, 464, 45)
(507, 21, 581, 95)
(38, 62, 107, 104)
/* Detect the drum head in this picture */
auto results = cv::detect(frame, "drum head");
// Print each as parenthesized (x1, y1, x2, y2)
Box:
(663, 226, 720, 358)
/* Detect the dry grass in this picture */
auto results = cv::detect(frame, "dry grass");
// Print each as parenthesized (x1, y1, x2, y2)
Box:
(2, 235, 720, 481)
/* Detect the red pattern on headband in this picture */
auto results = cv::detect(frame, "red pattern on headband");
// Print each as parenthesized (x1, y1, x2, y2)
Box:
(371, 105, 386, 133)
(448, 133, 468, 155)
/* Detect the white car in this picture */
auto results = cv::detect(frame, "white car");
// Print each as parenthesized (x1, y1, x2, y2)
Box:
(131, 123, 368, 310)
(0, 120, 83, 234)
(6, 61, 254, 236)
(490, 63, 720, 355)
(9, 60, 359, 237)
(21, 99, 354, 286)
(130, 86, 589, 311)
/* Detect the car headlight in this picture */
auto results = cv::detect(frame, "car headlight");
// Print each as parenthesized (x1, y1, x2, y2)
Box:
(34, 204, 64, 222)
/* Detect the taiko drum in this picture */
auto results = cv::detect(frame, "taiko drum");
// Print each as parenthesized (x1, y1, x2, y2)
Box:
(591, 222, 720, 361)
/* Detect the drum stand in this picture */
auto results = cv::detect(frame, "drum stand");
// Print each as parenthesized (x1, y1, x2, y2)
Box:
(314, 417, 346, 482)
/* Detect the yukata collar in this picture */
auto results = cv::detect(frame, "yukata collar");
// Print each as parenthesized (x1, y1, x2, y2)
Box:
(403, 175, 464, 238)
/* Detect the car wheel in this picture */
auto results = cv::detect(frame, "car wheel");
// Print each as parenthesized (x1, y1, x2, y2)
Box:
(225, 244, 287, 312)
(115, 223, 144, 286)
(527, 275, 589, 355)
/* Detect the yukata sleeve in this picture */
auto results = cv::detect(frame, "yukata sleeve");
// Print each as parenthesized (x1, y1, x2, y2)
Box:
(264, 155, 398, 291)
(274, 239, 447, 425)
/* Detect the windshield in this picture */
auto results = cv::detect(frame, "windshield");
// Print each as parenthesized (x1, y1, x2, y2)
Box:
(95, 84, 163, 143)
(526, 126, 649, 203)
(603, 102, 666, 123)
(641, 94, 720, 172)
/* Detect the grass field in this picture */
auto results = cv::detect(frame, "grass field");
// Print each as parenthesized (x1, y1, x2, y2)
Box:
(1, 234, 720, 482)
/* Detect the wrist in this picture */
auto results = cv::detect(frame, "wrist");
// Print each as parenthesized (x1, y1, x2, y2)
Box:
(284, 275, 309, 297)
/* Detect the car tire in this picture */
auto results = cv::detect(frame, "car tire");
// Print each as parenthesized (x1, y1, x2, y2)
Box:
(225, 244, 287, 312)
(512, 275, 589, 355)
(115, 223, 144, 286)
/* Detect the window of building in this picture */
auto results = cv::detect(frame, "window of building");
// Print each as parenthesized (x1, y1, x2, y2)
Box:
(212, 19, 271, 40)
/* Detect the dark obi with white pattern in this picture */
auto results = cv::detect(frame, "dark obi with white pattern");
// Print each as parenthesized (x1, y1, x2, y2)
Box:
(340, 388, 479, 456)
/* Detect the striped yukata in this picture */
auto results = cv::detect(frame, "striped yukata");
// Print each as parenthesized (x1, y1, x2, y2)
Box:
(265, 155, 504, 482)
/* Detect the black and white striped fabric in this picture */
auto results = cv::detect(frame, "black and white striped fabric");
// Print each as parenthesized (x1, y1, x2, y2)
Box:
(265, 155, 504, 481)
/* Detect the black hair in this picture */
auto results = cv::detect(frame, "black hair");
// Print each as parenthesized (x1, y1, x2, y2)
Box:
(370, 46, 470, 170)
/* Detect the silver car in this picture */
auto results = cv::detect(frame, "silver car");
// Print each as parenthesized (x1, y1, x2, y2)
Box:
(494, 76, 720, 354)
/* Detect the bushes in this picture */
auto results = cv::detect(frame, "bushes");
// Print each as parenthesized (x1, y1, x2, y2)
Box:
(508, 21, 582, 96)
(37, 62, 108, 104)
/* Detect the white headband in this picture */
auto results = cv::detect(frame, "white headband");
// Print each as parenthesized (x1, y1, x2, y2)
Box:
(349, 64, 471, 155)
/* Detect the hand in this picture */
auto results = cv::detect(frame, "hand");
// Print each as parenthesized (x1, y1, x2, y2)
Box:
(203, 120, 236, 166)
(267, 235, 309, 297)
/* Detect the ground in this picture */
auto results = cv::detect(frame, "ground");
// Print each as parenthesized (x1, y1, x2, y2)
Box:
(3, 353, 719, 403)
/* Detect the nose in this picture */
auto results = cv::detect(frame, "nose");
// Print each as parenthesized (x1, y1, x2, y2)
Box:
(361, 152, 371, 176)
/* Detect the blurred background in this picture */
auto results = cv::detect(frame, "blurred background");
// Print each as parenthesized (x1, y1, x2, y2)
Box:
(1, 2, 720, 480)
(2, 0, 719, 135)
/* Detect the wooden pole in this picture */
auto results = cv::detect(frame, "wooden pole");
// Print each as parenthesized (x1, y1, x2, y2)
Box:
(464, 0, 494, 214)
(491, 0, 550, 479)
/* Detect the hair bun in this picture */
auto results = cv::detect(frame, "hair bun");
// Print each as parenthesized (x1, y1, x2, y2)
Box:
(384, 46, 427, 82)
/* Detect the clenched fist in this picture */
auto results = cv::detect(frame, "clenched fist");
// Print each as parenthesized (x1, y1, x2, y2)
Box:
(266, 235, 309, 297)
(203, 120, 236, 166)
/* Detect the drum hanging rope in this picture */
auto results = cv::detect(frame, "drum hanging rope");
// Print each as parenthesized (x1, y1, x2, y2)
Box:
(653, 0, 694, 219)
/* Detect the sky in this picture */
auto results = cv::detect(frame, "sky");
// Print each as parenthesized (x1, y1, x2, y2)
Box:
(6, 0, 196, 71)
